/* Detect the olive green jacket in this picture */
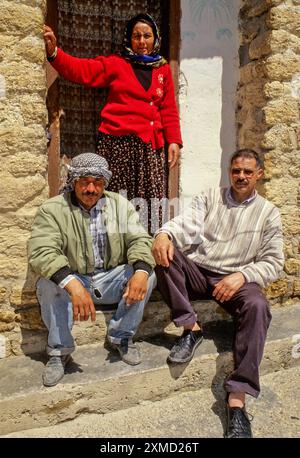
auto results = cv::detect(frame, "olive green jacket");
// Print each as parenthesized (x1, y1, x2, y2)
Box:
(28, 191, 155, 280)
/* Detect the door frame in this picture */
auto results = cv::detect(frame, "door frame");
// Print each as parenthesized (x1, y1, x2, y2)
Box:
(46, 0, 60, 197)
(168, 0, 181, 202)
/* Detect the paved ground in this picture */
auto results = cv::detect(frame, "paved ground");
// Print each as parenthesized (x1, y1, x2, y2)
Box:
(2, 365, 300, 438)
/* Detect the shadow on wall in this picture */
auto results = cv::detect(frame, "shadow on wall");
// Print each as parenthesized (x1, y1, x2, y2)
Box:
(14, 267, 47, 357)
(180, 0, 239, 189)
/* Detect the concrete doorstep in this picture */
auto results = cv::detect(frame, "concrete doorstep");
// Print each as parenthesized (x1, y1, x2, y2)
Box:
(2, 366, 300, 438)
(18, 297, 229, 355)
(0, 304, 300, 436)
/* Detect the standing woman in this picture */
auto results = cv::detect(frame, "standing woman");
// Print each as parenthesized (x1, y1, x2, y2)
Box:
(43, 13, 182, 232)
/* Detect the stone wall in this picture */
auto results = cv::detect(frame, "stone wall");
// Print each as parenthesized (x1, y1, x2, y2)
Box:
(238, 0, 300, 306)
(0, 0, 48, 357)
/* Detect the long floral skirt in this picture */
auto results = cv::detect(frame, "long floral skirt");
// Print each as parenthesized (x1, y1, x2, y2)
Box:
(96, 132, 168, 233)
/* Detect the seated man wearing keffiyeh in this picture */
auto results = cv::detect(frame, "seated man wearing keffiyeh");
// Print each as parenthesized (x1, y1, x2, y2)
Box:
(28, 153, 156, 387)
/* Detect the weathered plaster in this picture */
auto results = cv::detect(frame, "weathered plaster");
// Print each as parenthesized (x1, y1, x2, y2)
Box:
(179, 0, 239, 197)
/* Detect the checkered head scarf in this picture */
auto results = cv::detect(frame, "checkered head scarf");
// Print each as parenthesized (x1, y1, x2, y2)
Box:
(62, 153, 112, 193)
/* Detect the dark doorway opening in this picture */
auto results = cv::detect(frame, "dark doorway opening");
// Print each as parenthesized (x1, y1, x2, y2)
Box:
(45, 0, 180, 199)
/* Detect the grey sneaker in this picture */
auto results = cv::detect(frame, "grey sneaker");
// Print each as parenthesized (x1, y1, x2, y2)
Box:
(42, 355, 71, 387)
(109, 338, 141, 366)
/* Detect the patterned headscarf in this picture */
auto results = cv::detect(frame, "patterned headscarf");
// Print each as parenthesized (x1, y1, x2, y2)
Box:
(122, 13, 167, 68)
(62, 153, 112, 193)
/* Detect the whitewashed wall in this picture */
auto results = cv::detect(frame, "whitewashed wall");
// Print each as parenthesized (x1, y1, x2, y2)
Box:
(179, 0, 239, 197)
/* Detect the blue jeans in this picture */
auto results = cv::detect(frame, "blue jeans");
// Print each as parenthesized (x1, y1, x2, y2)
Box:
(36, 265, 156, 356)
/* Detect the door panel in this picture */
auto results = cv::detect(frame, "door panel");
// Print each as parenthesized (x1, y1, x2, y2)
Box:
(46, 0, 180, 199)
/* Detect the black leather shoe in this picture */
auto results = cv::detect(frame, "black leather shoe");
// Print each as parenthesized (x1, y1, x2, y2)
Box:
(168, 328, 203, 364)
(225, 406, 253, 438)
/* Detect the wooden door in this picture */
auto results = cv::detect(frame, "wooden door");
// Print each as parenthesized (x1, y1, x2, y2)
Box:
(46, 0, 180, 199)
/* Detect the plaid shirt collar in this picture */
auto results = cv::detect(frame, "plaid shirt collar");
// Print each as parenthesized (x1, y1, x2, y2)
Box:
(79, 197, 106, 269)
(226, 187, 257, 207)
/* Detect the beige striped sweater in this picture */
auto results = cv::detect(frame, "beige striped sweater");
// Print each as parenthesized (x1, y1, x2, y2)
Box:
(159, 187, 284, 288)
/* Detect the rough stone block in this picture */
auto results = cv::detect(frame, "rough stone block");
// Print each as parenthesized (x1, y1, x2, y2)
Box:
(0, 258, 28, 280)
(5, 153, 47, 177)
(239, 17, 261, 45)
(0, 2, 44, 35)
(283, 238, 299, 258)
(264, 156, 282, 179)
(265, 279, 289, 299)
(281, 211, 300, 236)
(294, 279, 300, 295)
(266, 0, 284, 5)
(264, 99, 299, 125)
(288, 162, 300, 178)
(241, 0, 282, 12)
(10, 289, 38, 308)
(0, 35, 18, 60)
(0, 172, 46, 211)
(239, 61, 267, 84)
(262, 125, 297, 150)
(25, 192, 50, 210)
(1, 61, 46, 94)
(19, 94, 47, 126)
(249, 32, 271, 60)
(267, 7, 300, 35)
(265, 179, 299, 207)
(0, 125, 46, 157)
(238, 128, 266, 151)
(0, 311, 15, 323)
(0, 100, 24, 128)
(0, 208, 39, 232)
(0, 228, 29, 260)
(9, 327, 47, 356)
(264, 81, 284, 99)
(14, 36, 45, 65)
(15, 308, 44, 331)
(0, 288, 7, 303)
(264, 150, 300, 180)
(241, 0, 270, 18)
(237, 81, 267, 107)
(285, 259, 300, 275)
(0, 322, 15, 332)
(265, 54, 300, 80)
(269, 30, 300, 54)
(236, 106, 249, 124)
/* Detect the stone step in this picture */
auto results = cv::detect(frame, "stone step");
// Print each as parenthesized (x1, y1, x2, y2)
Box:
(19, 297, 229, 356)
(0, 304, 299, 436)
(3, 365, 300, 438)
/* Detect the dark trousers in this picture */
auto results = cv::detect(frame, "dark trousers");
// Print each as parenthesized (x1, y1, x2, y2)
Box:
(155, 248, 272, 398)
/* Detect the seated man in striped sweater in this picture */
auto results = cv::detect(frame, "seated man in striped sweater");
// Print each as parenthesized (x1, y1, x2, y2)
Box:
(152, 149, 284, 438)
